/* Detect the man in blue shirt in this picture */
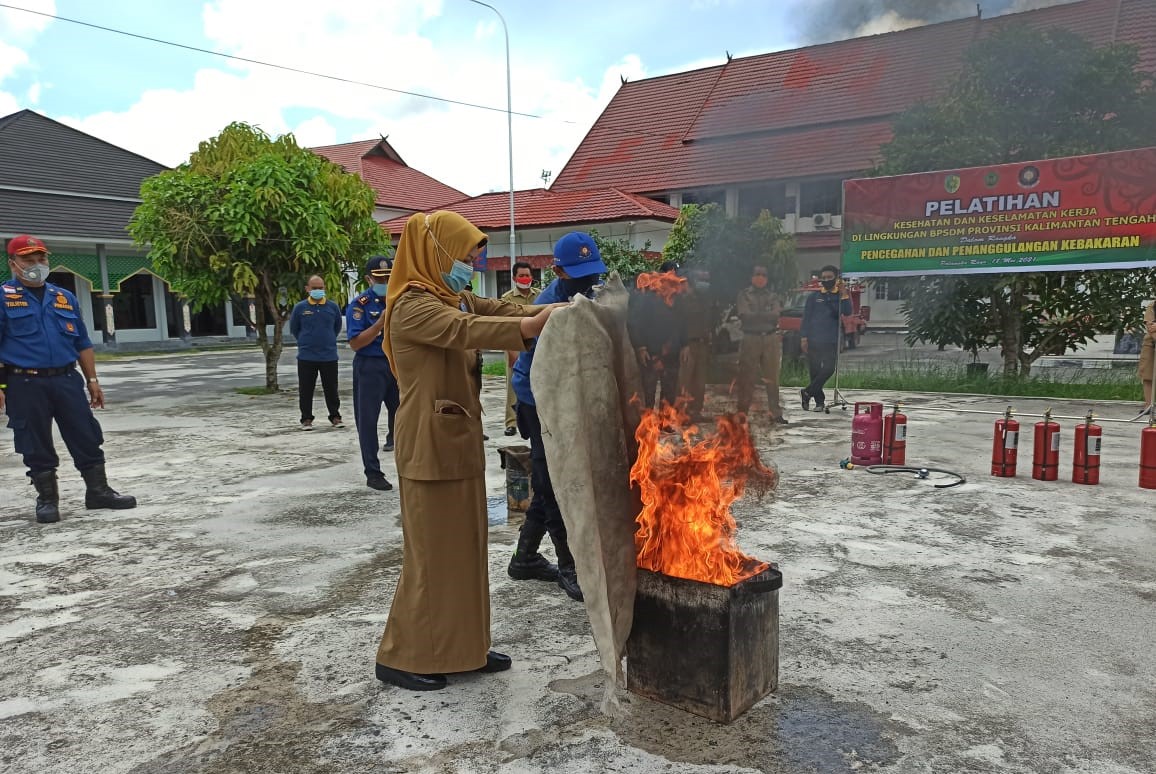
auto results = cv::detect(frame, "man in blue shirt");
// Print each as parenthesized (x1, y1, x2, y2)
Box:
(508, 232, 606, 602)
(1, 234, 136, 523)
(289, 275, 343, 430)
(799, 265, 854, 413)
(346, 256, 398, 491)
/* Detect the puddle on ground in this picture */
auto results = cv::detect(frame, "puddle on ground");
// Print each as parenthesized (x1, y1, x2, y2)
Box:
(602, 678, 904, 773)
(486, 496, 509, 526)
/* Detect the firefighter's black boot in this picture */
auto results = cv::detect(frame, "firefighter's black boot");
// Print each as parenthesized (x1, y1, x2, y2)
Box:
(554, 542, 584, 603)
(508, 524, 559, 582)
(30, 471, 60, 524)
(81, 464, 137, 510)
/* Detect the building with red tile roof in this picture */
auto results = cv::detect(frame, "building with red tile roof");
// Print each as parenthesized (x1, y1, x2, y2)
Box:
(310, 138, 466, 220)
(551, 0, 1156, 323)
(381, 187, 678, 293)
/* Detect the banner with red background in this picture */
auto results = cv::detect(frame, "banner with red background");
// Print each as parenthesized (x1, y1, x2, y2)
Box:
(842, 148, 1156, 276)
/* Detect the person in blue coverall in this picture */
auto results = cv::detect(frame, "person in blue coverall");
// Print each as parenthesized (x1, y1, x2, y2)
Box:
(799, 264, 853, 412)
(289, 275, 343, 430)
(507, 232, 607, 602)
(346, 256, 399, 491)
(0, 234, 136, 523)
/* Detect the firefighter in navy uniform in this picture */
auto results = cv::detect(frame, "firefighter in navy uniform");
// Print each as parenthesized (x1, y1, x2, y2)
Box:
(1, 234, 136, 523)
(346, 255, 398, 491)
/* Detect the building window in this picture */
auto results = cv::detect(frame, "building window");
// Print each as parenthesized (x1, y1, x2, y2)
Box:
(799, 178, 844, 216)
(737, 182, 793, 220)
(112, 273, 157, 330)
(873, 281, 910, 302)
(682, 187, 727, 207)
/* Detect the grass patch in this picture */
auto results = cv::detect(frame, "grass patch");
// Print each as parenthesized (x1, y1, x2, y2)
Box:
(234, 386, 278, 395)
(482, 360, 507, 376)
(704, 356, 1142, 402)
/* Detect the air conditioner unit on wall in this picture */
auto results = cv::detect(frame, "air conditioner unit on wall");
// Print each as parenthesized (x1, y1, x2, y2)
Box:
(812, 212, 833, 228)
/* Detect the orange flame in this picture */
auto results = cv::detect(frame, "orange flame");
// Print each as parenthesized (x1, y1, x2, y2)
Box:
(635, 271, 688, 306)
(631, 401, 776, 586)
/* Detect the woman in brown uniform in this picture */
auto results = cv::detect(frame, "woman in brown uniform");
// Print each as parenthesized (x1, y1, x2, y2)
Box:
(376, 210, 562, 691)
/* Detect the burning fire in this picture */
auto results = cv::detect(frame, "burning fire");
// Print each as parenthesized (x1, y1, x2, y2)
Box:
(631, 401, 776, 586)
(635, 271, 688, 306)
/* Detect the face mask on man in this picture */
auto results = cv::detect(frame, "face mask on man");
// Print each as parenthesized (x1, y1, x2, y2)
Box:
(442, 260, 474, 294)
(515, 277, 533, 290)
(309, 289, 326, 300)
(751, 275, 768, 289)
(560, 274, 600, 299)
(821, 279, 837, 291)
(16, 263, 47, 285)
(371, 282, 389, 296)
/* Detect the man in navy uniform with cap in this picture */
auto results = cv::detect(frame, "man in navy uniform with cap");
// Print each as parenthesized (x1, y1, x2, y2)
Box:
(1, 234, 136, 523)
(508, 231, 607, 602)
(346, 255, 398, 491)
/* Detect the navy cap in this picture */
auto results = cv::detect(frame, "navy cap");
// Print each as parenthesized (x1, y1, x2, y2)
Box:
(552, 232, 607, 278)
(365, 255, 393, 276)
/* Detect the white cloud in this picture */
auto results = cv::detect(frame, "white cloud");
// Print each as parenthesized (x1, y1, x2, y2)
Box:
(25, 81, 40, 104)
(854, 10, 924, 38)
(27, 0, 648, 197)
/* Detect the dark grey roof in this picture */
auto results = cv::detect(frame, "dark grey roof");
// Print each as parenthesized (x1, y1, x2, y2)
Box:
(0, 110, 167, 200)
(0, 189, 140, 242)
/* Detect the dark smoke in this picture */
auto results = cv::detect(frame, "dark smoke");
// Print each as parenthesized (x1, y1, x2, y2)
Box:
(794, 0, 1082, 44)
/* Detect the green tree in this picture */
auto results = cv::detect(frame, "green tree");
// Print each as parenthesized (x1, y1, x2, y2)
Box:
(130, 122, 389, 391)
(878, 25, 1156, 376)
(590, 229, 656, 279)
(662, 203, 797, 307)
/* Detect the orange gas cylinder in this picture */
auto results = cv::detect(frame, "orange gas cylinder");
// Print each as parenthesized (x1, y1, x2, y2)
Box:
(882, 404, 907, 465)
(991, 407, 1019, 478)
(1072, 412, 1102, 485)
(1032, 410, 1061, 481)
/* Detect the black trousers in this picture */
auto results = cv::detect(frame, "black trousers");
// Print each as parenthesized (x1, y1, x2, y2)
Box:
(804, 342, 839, 406)
(5, 369, 104, 475)
(515, 402, 573, 567)
(297, 359, 340, 422)
(352, 356, 399, 478)
(639, 359, 680, 409)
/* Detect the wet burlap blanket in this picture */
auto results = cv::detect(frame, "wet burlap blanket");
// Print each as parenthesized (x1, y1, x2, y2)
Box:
(531, 276, 643, 713)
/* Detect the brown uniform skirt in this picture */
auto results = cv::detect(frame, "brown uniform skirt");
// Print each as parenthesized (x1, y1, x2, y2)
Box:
(1140, 335, 1154, 383)
(376, 476, 491, 674)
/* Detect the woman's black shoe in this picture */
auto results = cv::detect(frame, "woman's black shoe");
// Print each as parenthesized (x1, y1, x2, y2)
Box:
(475, 650, 512, 673)
(376, 663, 447, 691)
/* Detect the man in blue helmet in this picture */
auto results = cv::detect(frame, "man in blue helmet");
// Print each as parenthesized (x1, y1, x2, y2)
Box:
(347, 255, 399, 491)
(508, 232, 607, 602)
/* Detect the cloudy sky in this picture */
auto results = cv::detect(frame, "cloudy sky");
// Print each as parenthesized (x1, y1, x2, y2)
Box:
(0, 0, 1073, 196)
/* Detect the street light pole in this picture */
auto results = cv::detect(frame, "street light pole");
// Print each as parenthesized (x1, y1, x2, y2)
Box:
(466, 0, 516, 269)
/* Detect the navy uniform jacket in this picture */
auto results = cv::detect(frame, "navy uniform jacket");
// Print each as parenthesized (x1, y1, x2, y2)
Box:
(289, 297, 342, 361)
(0, 279, 94, 368)
(345, 288, 387, 359)
(511, 279, 568, 407)
(800, 289, 853, 345)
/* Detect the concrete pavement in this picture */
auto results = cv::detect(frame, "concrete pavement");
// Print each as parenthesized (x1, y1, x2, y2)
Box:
(1, 343, 1153, 773)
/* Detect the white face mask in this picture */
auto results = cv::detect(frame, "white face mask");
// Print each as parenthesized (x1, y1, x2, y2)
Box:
(17, 263, 48, 284)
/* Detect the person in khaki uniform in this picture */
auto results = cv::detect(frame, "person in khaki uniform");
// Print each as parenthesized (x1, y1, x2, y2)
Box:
(500, 261, 538, 436)
(735, 265, 787, 424)
(375, 211, 562, 692)
(1140, 300, 1156, 409)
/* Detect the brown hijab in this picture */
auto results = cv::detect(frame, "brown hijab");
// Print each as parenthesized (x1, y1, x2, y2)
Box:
(382, 210, 487, 366)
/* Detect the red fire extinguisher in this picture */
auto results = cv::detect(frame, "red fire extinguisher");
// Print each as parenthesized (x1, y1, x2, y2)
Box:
(882, 403, 907, 465)
(850, 402, 883, 465)
(1072, 411, 1102, 485)
(1032, 409, 1061, 481)
(991, 406, 1019, 477)
(1140, 412, 1156, 490)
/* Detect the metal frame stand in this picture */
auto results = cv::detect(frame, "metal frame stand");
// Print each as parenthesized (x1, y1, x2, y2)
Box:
(827, 317, 850, 413)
